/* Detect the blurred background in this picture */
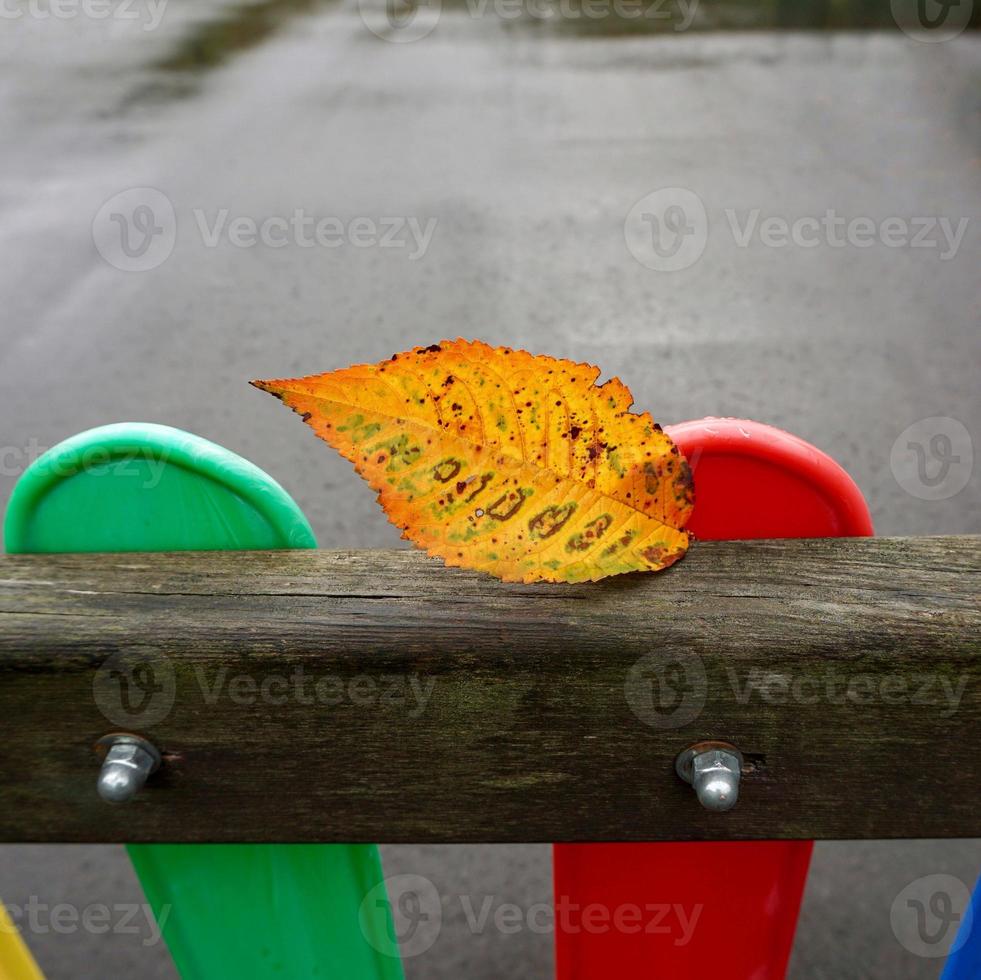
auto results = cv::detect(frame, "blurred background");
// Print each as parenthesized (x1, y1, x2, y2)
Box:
(0, 0, 978, 976)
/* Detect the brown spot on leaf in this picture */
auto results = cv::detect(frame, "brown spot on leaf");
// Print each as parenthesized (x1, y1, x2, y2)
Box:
(528, 503, 577, 540)
(676, 460, 695, 505)
(465, 473, 493, 502)
(433, 459, 462, 483)
(602, 528, 636, 557)
(565, 513, 613, 553)
(643, 461, 661, 494)
(487, 492, 526, 522)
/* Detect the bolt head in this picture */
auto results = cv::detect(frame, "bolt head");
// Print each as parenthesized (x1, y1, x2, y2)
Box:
(691, 749, 741, 812)
(95, 737, 160, 804)
(97, 763, 141, 803)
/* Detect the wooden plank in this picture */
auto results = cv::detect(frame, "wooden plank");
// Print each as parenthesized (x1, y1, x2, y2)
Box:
(0, 535, 977, 843)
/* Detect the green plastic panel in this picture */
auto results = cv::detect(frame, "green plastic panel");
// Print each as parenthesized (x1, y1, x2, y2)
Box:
(4, 423, 403, 980)
(4, 423, 316, 554)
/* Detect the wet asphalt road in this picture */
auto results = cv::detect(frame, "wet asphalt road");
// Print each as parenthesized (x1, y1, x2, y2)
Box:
(0, 1, 978, 977)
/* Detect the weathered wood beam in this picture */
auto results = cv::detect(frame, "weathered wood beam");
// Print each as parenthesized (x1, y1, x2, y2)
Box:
(0, 535, 977, 842)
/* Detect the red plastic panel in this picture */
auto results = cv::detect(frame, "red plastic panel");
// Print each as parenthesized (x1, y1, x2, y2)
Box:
(554, 418, 873, 980)
(669, 418, 873, 540)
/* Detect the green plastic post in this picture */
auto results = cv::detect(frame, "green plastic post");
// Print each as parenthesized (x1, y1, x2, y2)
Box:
(4, 423, 404, 980)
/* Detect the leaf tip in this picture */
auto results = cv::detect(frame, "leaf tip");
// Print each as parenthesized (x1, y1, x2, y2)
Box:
(250, 378, 283, 399)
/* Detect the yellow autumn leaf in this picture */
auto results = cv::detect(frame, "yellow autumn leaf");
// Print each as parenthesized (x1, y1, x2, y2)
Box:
(253, 340, 693, 583)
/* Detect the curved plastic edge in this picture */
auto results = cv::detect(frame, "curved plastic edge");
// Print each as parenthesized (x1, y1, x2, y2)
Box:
(940, 873, 980, 980)
(0, 901, 44, 979)
(665, 417, 874, 536)
(3, 422, 317, 553)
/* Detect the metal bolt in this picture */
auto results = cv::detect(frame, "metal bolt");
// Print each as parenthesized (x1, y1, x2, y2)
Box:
(675, 741, 744, 812)
(95, 734, 161, 803)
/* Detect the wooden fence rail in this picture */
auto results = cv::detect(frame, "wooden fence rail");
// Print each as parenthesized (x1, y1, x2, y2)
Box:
(0, 535, 977, 842)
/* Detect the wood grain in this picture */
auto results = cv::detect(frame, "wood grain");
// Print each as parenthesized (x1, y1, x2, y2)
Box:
(0, 536, 977, 842)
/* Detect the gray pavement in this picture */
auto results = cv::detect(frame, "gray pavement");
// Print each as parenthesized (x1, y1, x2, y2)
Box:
(0, 1, 978, 976)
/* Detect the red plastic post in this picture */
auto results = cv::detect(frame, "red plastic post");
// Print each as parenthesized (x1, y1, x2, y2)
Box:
(553, 418, 873, 980)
